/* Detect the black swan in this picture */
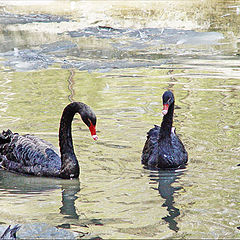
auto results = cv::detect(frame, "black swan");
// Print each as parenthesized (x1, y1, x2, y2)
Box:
(142, 91, 188, 169)
(0, 102, 97, 179)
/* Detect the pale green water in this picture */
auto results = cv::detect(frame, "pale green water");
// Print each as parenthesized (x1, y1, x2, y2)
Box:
(0, 1, 239, 239)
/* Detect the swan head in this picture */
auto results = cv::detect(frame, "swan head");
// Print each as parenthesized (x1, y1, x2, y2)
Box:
(79, 105, 98, 140)
(82, 117, 98, 140)
(162, 90, 174, 115)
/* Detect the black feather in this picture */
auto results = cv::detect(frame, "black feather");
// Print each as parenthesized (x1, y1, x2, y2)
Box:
(141, 91, 188, 169)
(0, 102, 97, 179)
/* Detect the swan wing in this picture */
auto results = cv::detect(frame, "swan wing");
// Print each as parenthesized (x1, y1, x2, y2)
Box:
(141, 125, 160, 167)
(171, 131, 188, 165)
(0, 130, 61, 177)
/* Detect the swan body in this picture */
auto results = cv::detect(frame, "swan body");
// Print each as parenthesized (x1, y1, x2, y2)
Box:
(0, 102, 97, 179)
(142, 91, 188, 169)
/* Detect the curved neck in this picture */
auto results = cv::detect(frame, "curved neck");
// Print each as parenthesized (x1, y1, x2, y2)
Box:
(59, 104, 76, 156)
(160, 102, 174, 138)
(59, 103, 83, 178)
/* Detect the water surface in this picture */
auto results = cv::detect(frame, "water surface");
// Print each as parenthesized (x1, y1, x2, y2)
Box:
(0, 1, 239, 239)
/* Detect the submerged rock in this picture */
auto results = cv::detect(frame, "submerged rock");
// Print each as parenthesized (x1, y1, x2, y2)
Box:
(0, 225, 20, 240)
(0, 12, 70, 25)
(0, 223, 76, 239)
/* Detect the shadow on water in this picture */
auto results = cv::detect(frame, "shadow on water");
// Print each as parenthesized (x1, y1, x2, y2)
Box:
(0, 170, 80, 220)
(148, 168, 185, 232)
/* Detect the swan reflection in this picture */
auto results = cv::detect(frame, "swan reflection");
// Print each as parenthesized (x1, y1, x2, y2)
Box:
(60, 181, 80, 219)
(0, 170, 80, 220)
(149, 169, 185, 232)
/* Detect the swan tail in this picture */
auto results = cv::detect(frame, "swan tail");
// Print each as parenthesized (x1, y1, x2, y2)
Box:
(0, 129, 14, 169)
(0, 129, 14, 144)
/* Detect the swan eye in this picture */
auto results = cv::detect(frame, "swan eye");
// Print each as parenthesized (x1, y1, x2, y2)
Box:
(87, 118, 96, 126)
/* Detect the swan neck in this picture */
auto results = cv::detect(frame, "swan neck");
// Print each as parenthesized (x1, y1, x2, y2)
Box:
(160, 102, 174, 137)
(59, 108, 75, 156)
(59, 103, 83, 178)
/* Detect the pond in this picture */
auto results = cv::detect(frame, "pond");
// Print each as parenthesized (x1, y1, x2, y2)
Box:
(0, 1, 239, 239)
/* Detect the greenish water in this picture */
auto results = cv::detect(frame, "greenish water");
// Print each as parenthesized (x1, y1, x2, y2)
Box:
(0, 0, 239, 239)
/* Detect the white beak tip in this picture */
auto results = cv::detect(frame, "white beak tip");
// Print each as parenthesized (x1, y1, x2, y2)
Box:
(162, 110, 168, 115)
(92, 135, 98, 141)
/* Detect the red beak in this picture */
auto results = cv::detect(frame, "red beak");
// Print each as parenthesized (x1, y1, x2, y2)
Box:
(162, 104, 169, 115)
(89, 122, 98, 140)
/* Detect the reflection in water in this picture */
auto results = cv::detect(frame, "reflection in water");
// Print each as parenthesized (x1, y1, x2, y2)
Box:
(0, 170, 80, 220)
(0, 1, 239, 238)
(60, 181, 80, 220)
(67, 69, 75, 103)
(149, 169, 185, 232)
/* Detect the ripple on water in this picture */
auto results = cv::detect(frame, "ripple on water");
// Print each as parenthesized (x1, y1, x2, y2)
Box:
(0, 1, 239, 238)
